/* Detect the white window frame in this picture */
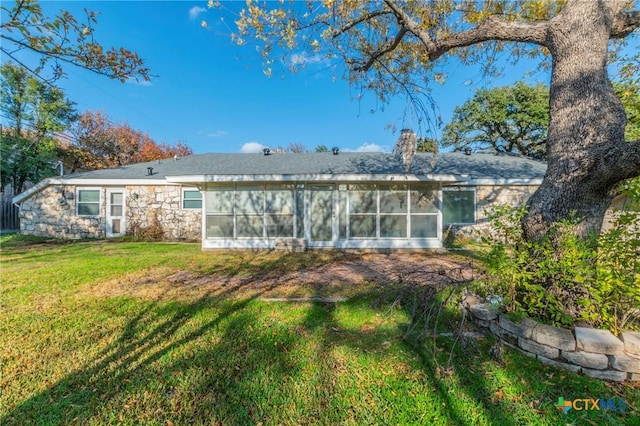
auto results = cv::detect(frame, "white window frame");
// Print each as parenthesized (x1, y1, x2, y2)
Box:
(182, 188, 203, 210)
(76, 188, 101, 217)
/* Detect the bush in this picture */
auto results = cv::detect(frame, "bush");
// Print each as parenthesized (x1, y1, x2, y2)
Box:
(482, 188, 639, 334)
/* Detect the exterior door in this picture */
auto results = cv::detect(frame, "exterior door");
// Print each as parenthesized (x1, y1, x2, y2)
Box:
(106, 188, 125, 238)
(309, 185, 334, 243)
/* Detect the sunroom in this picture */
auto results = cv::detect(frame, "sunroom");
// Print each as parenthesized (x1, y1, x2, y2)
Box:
(201, 181, 460, 249)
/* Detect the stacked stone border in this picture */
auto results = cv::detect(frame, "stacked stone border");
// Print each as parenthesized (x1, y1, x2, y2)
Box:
(467, 303, 640, 382)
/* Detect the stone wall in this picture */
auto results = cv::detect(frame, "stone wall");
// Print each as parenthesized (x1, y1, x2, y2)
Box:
(467, 303, 640, 382)
(127, 185, 201, 241)
(18, 184, 201, 241)
(19, 185, 106, 239)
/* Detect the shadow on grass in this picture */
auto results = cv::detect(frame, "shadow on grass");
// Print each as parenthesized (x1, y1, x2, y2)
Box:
(2, 250, 635, 425)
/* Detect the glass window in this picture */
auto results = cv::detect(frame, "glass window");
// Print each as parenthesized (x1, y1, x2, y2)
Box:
(350, 214, 376, 238)
(237, 215, 264, 238)
(410, 215, 438, 238)
(410, 185, 438, 213)
(265, 185, 294, 214)
(338, 190, 347, 238)
(379, 184, 407, 214)
(183, 190, 203, 209)
(296, 188, 304, 239)
(206, 187, 234, 213)
(380, 215, 407, 238)
(266, 214, 294, 238)
(349, 184, 377, 213)
(206, 215, 234, 238)
(110, 192, 123, 216)
(443, 190, 475, 224)
(78, 189, 100, 216)
(236, 185, 264, 215)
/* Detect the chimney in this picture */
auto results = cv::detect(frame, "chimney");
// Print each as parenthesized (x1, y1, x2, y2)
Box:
(332, 147, 339, 155)
(147, 167, 153, 176)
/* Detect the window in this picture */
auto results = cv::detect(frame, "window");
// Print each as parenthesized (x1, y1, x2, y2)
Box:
(204, 183, 297, 240)
(379, 184, 407, 238)
(409, 184, 438, 238)
(349, 184, 377, 238)
(265, 184, 294, 238)
(443, 189, 475, 224)
(182, 189, 202, 209)
(205, 186, 234, 238)
(77, 189, 100, 216)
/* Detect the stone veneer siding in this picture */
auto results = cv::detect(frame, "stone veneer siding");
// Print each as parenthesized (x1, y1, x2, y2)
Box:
(127, 185, 201, 241)
(18, 184, 201, 241)
(467, 303, 640, 382)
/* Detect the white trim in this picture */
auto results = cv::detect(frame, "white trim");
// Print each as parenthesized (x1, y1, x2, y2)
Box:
(167, 173, 463, 183)
(202, 238, 442, 250)
(451, 178, 543, 186)
(12, 178, 178, 204)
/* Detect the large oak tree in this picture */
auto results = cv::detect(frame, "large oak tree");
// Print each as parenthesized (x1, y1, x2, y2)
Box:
(218, 0, 640, 242)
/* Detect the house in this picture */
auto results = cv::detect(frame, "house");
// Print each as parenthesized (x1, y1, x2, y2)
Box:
(12, 150, 546, 249)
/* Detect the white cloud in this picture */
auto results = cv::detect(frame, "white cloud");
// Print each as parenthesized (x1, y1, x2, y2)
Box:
(240, 142, 268, 153)
(207, 130, 228, 138)
(344, 143, 387, 153)
(289, 51, 325, 67)
(189, 6, 206, 20)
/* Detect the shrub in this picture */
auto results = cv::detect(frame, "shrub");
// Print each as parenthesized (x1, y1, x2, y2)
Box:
(482, 189, 639, 334)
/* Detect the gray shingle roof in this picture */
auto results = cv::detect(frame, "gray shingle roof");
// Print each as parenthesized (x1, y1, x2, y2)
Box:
(62, 152, 546, 180)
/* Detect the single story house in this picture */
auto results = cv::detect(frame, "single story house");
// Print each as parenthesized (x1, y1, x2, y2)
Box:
(12, 151, 546, 249)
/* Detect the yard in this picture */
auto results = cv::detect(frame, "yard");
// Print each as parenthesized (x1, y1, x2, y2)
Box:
(1, 235, 638, 425)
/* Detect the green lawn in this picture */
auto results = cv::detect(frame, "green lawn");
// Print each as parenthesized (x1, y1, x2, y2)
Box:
(1, 235, 638, 425)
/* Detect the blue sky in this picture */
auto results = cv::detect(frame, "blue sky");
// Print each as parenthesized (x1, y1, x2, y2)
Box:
(3, 1, 560, 154)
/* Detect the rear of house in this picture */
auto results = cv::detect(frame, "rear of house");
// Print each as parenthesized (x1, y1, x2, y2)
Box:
(12, 151, 546, 250)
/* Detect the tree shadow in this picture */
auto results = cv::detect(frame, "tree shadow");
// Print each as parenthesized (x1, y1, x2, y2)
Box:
(3, 250, 621, 425)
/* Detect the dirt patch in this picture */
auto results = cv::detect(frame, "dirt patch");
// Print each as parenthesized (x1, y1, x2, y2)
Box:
(84, 252, 480, 302)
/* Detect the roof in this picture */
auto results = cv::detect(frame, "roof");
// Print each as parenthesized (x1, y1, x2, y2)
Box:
(13, 152, 546, 204)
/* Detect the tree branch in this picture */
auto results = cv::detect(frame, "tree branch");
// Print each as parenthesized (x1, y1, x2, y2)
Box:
(332, 10, 391, 38)
(354, 27, 408, 72)
(430, 16, 549, 61)
(611, 10, 640, 38)
(384, 0, 437, 52)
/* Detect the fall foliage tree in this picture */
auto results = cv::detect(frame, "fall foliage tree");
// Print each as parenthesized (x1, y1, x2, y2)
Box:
(66, 111, 192, 172)
(216, 0, 640, 242)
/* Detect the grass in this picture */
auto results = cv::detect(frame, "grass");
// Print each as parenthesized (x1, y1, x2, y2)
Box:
(1, 234, 638, 425)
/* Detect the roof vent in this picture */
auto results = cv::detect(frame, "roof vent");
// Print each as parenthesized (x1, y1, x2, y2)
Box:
(263, 147, 271, 156)
(464, 147, 472, 156)
(332, 147, 339, 155)
(174, 154, 178, 161)
(147, 167, 154, 176)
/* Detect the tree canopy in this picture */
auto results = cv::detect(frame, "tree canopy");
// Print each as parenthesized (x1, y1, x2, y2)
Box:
(441, 82, 549, 159)
(1, 0, 150, 82)
(217, 0, 640, 241)
(0, 62, 76, 193)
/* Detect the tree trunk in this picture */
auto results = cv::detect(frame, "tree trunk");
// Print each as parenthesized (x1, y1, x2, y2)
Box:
(522, 0, 640, 242)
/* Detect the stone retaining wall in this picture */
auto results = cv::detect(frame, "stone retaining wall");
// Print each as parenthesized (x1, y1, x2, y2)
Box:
(467, 303, 640, 382)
